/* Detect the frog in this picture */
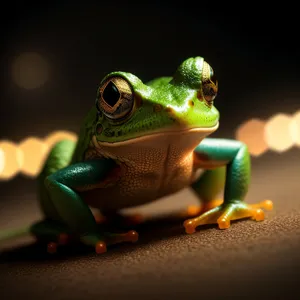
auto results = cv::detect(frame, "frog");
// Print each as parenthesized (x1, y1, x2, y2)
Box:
(0, 56, 273, 254)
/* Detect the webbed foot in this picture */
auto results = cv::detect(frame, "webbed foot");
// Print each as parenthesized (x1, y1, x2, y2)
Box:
(185, 199, 224, 217)
(183, 199, 273, 234)
(31, 220, 139, 255)
(81, 230, 139, 254)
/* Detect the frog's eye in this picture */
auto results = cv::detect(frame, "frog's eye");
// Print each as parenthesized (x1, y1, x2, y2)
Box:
(201, 61, 218, 104)
(96, 76, 134, 121)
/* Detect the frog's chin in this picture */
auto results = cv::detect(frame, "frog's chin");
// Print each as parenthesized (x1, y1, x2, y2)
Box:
(96, 122, 219, 147)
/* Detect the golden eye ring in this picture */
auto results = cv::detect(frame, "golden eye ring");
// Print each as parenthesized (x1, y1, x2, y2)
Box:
(96, 76, 135, 121)
(201, 61, 218, 104)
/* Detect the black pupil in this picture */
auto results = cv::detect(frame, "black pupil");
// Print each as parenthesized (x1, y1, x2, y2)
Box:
(103, 81, 120, 107)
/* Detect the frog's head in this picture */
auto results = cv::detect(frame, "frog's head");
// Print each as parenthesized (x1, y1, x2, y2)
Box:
(94, 56, 219, 145)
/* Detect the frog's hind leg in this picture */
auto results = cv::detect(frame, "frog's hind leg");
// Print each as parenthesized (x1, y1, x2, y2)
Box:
(39, 158, 138, 254)
(29, 139, 77, 252)
(37, 139, 77, 223)
(0, 140, 77, 247)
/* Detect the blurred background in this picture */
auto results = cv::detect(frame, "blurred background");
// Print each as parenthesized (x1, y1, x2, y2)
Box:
(0, 1, 300, 180)
(0, 0, 300, 179)
(0, 1, 300, 299)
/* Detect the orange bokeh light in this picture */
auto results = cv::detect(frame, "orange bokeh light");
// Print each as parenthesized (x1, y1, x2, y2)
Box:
(0, 141, 23, 180)
(0, 130, 78, 180)
(12, 52, 49, 90)
(18, 137, 49, 177)
(264, 113, 294, 152)
(289, 111, 300, 147)
(236, 118, 268, 156)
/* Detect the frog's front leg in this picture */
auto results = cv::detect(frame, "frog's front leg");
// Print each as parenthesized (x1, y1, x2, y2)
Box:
(38, 159, 138, 253)
(185, 167, 226, 217)
(184, 138, 273, 234)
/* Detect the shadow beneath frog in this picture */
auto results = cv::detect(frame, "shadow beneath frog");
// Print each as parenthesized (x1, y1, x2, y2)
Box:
(0, 211, 245, 264)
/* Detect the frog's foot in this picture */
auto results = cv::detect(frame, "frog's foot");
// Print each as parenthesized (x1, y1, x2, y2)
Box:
(95, 212, 144, 227)
(183, 199, 273, 234)
(47, 231, 139, 255)
(31, 220, 72, 254)
(31, 220, 139, 255)
(81, 230, 139, 254)
(185, 199, 224, 217)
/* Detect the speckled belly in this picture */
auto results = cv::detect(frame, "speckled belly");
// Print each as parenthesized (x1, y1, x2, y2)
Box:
(82, 129, 208, 212)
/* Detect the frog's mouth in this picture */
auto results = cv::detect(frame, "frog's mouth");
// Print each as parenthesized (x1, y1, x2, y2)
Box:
(95, 122, 219, 147)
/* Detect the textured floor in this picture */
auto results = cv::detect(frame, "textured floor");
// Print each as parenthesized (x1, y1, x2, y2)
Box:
(0, 150, 300, 300)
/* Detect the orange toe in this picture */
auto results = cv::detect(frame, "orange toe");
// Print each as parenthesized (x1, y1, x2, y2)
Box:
(47, 242, 57, 254)
(95, 241, 107, 254)
(183, 220, 196, 234)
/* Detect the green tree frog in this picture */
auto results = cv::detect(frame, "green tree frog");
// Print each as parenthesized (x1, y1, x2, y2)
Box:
(0, 56, 273, 254)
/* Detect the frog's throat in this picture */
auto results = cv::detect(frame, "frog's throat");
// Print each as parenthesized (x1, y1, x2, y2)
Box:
(95, 122, 219, 147)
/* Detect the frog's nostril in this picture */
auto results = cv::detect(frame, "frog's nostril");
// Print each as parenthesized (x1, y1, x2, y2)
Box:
(188, 100, 194, 107)
(153, 104, 163, 112)
(96, 124, 103, 134)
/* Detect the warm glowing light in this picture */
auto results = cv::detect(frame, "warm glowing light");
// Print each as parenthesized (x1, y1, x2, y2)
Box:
(0, 148, 4, 174)
(264, 113, 294, 152)
(289, 110, 300, 147)
(18, 137, 49, 177)
(0, 131, 78, 181)
(12, 52, 49, 89)
(236, 118, 268, 156)
(0, 141, 23, 180)
(44, 131, 78, 149)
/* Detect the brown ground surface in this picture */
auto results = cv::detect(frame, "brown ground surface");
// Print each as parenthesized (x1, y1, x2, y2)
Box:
(0, 151, 300, 300)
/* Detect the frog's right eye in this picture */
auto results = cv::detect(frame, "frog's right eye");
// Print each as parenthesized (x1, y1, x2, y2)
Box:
(96, 76, 134, 121)
(201, 61, 218, 104)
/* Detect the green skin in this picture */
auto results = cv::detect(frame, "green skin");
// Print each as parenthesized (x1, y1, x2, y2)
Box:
(0, 57, 269, 252)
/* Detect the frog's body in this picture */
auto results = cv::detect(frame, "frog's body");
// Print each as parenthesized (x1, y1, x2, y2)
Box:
(0, 57, 273, 254)
(74, 125, 216, 211)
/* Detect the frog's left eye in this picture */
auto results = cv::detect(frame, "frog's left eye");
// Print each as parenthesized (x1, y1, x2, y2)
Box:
(96, 76, 134, 121)
(201, 61, 218, 104)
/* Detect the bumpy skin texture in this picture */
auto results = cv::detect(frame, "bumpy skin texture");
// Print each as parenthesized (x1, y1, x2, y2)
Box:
(0, 56, 273, 252)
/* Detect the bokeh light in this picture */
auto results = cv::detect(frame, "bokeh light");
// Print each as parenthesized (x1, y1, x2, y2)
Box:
(289, 110, 300, 147)
(0, 131, 78, 180)
(44, 131, 78, 149)
(0, 110, 299, 181)
(236, 118, 268, 156)
(264, 113, 294, 152)
(11, 52, 49, 89)
(0, 141, 23, 180)
(0, 148, 5, 174)
(18, 137, 49, 177)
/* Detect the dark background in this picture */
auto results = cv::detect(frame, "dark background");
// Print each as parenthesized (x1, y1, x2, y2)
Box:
(0, 1, 300, 299)
(1, 0, 299, 140)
